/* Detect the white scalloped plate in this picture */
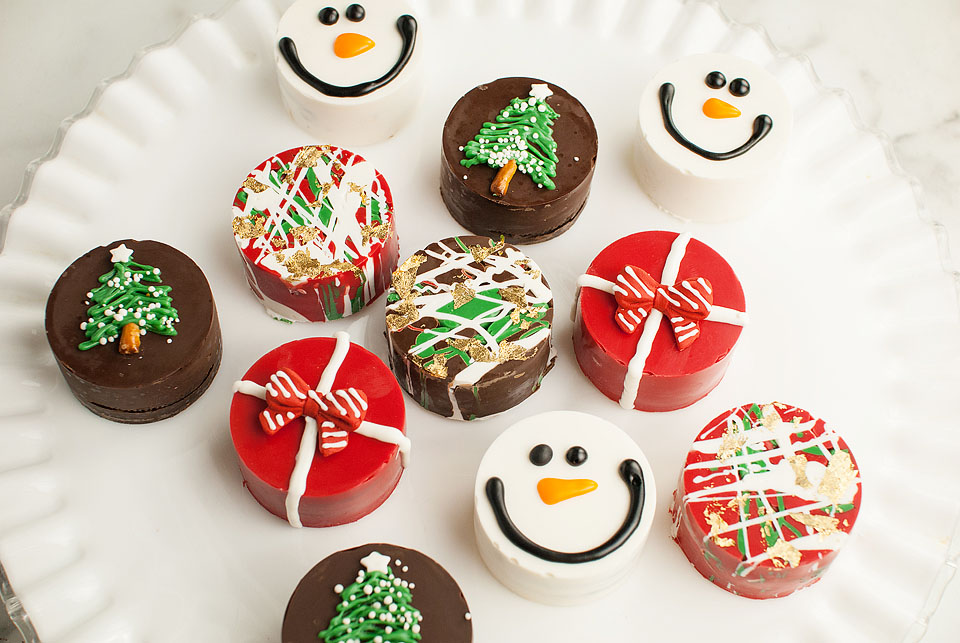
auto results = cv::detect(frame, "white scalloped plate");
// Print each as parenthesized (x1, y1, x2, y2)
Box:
(2, 0, 960, 641)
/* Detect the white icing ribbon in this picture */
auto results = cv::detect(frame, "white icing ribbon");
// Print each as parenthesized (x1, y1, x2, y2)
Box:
(576, 233, 749, 409)
(233, 331, 411, 528)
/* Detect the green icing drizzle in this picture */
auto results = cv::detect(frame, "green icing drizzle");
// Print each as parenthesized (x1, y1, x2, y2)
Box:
(78, 248, 178, 350)
(411, 286, 549, 370)
(318, 558, 422, 643)
(460, 87, 559, 190)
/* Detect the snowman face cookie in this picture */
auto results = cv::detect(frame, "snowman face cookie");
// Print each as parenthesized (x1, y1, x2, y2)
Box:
(277, 0, 418, 98)
(633, 53, 792, 221)
(474, 411, 656, 604)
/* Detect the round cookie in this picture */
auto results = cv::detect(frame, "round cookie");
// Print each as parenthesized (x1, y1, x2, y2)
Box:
(230, 332, 410, 528)
(474, 411, 656, 605)
(45, 239, 221, 423)
(670, 402, 862, 599)
(231, 145, 399, 322)
(276, 0, 423, 145)
(283, 543, 472, 643)
(385, 235, 554, 420)
(574, 231, 747, 411)
(440, 77, 598, 244)
(634, 53, 792, 221)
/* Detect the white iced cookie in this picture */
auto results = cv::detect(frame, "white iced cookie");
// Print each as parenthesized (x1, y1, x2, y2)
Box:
(276, 1, 423, 145)
(474, 411, 656, 605)
(634, 53, 792, 222)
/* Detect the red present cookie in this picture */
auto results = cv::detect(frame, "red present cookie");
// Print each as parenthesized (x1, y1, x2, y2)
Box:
(231, 145, 399, 322)
(670, 402, 862, 599)
(230, 332, 409, 528)
(574, 230, 747, 411)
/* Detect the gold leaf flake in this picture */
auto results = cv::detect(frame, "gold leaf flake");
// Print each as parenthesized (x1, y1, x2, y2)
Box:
(306, 182, 334, 207)
(786, 454, 813, 489)
(818, 450, 857, 505)
(452, 282, 476, 308)
(398, 253, 427, 274)
(281, 251, 360, 281)
(446, 337, 477, 352)
(469, 236, 506, 264)
(242, 177, 269, 193)
(792, 512, 840, 539)
(361, 221, 391, 246)
(469, 343, 496, 363)
(704, 509, 735, 548)
(423, 353, 448, 378)
(332, 161, 343, 175)
(319, 260, 363, 278)
(760, 404, 783, 428)
(293, 146, 322, 167)
(499, 285, 527, 308)
(717, 420, 747, 461)
(279, 168, 296, 183)
(497, 340, 528, 363)
(290, 226, 320, 245)
(282, 249, 321, 279)
(386, 300, 420, 331)
(271, 235, 288, 250)
(232, 214, 265, 239)
(767, 538, 801, 568)
(348, 182, 370, 206)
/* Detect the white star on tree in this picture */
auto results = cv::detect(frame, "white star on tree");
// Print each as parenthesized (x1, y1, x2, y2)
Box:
(109, 243, 134, 263)
(360, 551, 392, 574)
(528, 83, 553, 101)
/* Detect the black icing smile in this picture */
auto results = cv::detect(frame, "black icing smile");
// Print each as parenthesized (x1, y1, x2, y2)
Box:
(278, 14, 417, 98)
(485, 459, 645, 564)
(659, 82, 772, 161)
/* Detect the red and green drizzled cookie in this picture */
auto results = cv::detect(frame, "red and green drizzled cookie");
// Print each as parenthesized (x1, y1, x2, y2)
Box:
(671, 402, 862, 599)
(231, 145, 399, 322)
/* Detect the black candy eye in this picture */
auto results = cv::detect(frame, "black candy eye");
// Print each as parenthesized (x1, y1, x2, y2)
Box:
(729, 78, 750, 97)
(705, 71, 726, 89)
(565, 446, 587, 466)
(345, 4, 365, 21)
(318, 7, 339, 25)
(529, 444, 553, 466)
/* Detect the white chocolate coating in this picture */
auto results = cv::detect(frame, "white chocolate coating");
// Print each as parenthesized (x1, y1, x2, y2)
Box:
(634, 53, 792, 222)
(474, 411, 656, 605)
(275, 0, 424, 145)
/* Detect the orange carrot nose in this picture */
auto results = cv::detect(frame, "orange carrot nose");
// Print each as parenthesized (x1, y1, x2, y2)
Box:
(702, 97, 741, 119)
(537, 478, 598, 505)
(334, 33, 376, 58)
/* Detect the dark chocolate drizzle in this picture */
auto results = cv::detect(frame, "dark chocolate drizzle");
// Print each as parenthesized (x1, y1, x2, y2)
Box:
(485, 459, 645, 564)
(659, 82, 772, 161)
(278, 14, 417, 98)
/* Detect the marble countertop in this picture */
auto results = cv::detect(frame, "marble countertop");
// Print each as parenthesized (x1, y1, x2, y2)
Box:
(1, 0, 958, 640)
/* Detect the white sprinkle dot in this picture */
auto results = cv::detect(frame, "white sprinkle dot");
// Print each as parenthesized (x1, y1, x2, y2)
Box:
(574, 156, 580, 162)
(465, 612, 472, 620)
(463, 175, 468, 180)
(334, 584, 344, 593)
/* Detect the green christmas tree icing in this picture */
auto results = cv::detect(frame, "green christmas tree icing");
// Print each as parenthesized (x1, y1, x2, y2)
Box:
(318, 551, 422, 643)
(78, 244, 178, 350)
(460, 83, 560, 190)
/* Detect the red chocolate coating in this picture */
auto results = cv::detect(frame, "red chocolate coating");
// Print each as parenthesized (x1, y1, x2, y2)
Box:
(574, 231, 745, 411)
(283, 543, 472, 643)
(671, 403, 862, 599)
(440, 77, 597, 244)
(44, 239, 221, 423)
(229, 337, 406, 527)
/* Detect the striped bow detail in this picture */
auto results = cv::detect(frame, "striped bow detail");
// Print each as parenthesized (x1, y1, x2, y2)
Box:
(612, 265, 714, 350)
(260, 368, 368, 457)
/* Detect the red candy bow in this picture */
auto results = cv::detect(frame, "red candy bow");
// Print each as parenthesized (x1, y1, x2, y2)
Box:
(260, 367, 368, 457)
(612, 265, 714, 351)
